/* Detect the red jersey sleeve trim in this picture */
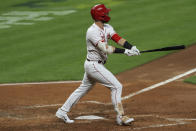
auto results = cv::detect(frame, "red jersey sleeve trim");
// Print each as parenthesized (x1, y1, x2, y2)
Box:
(111, 33, 122, 43)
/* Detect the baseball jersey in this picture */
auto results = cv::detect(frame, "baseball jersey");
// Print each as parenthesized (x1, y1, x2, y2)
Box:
(86, 23, 119, 62)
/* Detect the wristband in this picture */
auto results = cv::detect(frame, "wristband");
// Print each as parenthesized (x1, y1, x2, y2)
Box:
(114, 48, 125, 53)
(123, 41, 133, 49)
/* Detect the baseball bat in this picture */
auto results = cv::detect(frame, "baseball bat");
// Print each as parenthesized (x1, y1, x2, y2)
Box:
(140, 45, 185, 53)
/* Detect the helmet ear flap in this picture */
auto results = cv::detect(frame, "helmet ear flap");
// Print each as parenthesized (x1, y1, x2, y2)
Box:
(101, 14, 110, 23)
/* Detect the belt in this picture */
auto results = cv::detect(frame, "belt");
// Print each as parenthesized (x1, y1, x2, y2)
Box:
(87, 58, 106, 64)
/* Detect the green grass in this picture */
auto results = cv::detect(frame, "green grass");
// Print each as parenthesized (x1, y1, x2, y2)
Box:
(0, 0, 196, 83)
(184, 76, 196, 84)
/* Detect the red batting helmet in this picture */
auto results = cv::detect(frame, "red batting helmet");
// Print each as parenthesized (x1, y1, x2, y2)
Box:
(90, 4, 111, 23)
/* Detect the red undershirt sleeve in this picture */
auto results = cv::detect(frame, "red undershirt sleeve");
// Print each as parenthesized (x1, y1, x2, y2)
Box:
(111, 33, 122, 43)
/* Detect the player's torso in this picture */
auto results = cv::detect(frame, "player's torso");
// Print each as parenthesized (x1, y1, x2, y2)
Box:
(86, 23, 113, 61)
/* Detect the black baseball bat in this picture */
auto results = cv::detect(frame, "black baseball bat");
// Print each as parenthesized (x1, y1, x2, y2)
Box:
(140, 45, 185, 53)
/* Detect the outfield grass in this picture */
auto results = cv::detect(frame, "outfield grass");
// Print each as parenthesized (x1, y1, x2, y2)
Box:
(0, 0, 196, 83)
(184, 76, 196, 84)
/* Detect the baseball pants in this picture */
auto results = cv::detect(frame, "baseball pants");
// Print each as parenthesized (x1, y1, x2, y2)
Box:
(61, 60, 124, 115)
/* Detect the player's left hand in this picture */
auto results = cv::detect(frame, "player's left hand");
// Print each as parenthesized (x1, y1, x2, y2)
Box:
(124, 49, 139, 56)
(131, 46, 140, 55)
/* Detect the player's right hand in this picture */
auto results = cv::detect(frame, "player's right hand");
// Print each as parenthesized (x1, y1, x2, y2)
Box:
(124, 48, 140, 56)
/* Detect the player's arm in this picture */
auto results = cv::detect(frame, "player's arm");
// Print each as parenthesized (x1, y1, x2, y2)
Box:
(97, 41, 139, 56)
(97, 41, 114, 54)
(111, 34, 133, 49)
(107, 24, 135, 49)
(111, 34, 140, 55)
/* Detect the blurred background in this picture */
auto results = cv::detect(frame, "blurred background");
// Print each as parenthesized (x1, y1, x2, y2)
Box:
(0, 0, 195, 83)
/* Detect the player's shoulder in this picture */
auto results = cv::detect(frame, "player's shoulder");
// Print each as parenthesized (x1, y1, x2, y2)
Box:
(87, 24, 99, 34)
(104, 23, 114, 29)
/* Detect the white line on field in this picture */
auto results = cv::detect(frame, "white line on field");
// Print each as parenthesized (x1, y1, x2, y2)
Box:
(14, 67, 196, 109)
(19, 101, 110, 109)
(0, 80, 82, 86)
(121, 68, 196, 100)
(80, 100, 111, 105)
(132, 123, 187, 130)
(20, 104, 62, 109)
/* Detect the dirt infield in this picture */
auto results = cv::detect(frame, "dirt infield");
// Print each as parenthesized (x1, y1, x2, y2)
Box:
(0, 45, 196, 131)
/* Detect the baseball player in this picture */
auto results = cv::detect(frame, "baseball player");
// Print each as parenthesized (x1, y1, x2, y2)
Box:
(56, 4, 140, 125)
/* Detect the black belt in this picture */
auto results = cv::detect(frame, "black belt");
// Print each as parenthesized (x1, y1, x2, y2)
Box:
(87, 58, 106, 64)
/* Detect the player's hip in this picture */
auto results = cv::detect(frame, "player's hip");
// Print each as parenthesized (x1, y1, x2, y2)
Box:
(84, 59, 121, 88)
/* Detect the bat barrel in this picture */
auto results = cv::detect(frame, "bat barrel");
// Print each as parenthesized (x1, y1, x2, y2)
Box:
(140, 45, 185, 53)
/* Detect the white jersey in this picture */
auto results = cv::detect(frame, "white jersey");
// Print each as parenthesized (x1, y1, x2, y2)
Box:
(86, 23, 116, 62)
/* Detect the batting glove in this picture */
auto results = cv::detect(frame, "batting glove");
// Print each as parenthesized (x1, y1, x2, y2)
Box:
(124, 49, 138, 56)
(131, 46, 140, 55)
(124, 46, 140, 56)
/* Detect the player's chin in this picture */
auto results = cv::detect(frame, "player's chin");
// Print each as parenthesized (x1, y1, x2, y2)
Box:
(103, 20, 110, 23)
(102, 19, 110, 23)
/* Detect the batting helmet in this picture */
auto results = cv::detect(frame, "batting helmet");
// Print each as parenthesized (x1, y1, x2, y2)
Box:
(90, 4, 111, 23)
